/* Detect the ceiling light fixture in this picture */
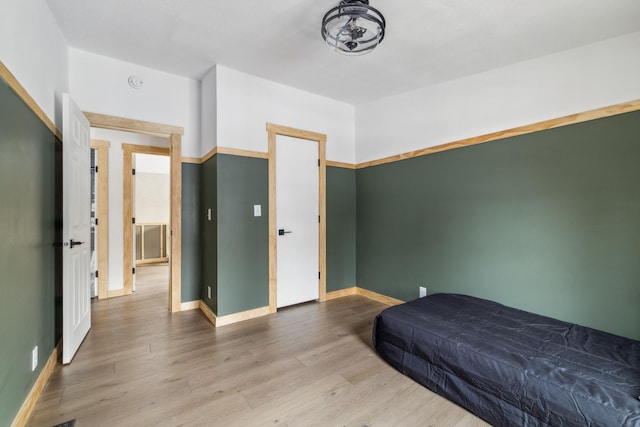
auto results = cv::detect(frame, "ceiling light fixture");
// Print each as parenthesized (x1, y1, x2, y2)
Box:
(321, 0, 386, 56)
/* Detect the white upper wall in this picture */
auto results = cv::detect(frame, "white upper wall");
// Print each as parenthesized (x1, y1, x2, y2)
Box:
(3, 0, 638, 166)
(0, 0, 68, 129)
(135, 173, 170, 224)
(215, 66, 356, 164)
(201, 66, 218, 155)
(356, 32, 640, 164)
(136, 153, 170, 174)
(69, 48, 202, 158)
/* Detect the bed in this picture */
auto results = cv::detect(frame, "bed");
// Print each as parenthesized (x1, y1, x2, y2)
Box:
(372, 293, 640, 426)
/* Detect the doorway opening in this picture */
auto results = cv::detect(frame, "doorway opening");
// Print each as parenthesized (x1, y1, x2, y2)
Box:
(125, 148, 171, 305)
(85, 112, 183, 312)
(123, 144, 170, 298)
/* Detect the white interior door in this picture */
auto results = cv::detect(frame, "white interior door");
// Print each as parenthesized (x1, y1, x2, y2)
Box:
(276, 136, 319, 308)
(62, 93, 92, 364)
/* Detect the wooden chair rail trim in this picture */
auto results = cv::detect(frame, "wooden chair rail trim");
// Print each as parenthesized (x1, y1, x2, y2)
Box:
(357, 99, 640, 169)
(84, 112, 184, 137)
(0, 61, 62, 140)
(186, 99, 640, 168)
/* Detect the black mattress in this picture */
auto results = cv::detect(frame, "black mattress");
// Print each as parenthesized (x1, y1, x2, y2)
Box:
(372, 293, 640, 426)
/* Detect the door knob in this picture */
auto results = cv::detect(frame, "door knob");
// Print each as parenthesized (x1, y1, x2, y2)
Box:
(70, 239, 85, 248)
(278, 229, 293, 236)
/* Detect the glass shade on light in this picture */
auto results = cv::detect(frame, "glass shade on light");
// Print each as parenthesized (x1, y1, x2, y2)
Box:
(321, 0, 385, 56)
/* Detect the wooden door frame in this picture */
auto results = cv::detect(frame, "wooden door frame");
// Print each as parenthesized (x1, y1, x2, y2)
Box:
(266, 123, 327, 313)
(90, 140, 110, 299)
(84, 112, 183, 313)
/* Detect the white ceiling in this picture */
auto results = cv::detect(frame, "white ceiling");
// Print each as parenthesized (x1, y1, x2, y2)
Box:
(45, 0, 640, 105)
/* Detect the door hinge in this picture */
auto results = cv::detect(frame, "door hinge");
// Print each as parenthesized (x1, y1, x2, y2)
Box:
(318, 215, 320, 223)
(132, 268, 136, 274)
(95, 165, 98, 173)
(318, 271, 321, 279)
(132, 168, 136, 175)
(318, 159, 320, 167)
(132, 217, 136, 224)
(95, 270, 98, 278)
(95, 218, 98, 226)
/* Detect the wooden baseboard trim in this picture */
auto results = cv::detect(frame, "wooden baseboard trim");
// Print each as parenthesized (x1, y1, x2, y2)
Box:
(196, 288, 400, 329)
(11, 343, 59, 427)
(324, 286, 404, 305)
(216, 306, 271, 327)
(199, 301, 217, 326)
(180, 300, 200, 311)
(355, 287, 404, 306)
(198, 302, 271, 327)
(325, 287, 357, 300)
(196, 288, 401, 328)
(107, 289, 126, 298)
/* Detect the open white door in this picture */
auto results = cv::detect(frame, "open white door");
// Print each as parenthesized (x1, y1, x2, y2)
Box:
(276, 136, 319, 308)
(62, 93, 92, 364)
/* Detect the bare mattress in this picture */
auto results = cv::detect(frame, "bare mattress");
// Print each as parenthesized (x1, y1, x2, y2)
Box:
(372, 293, 640, 426)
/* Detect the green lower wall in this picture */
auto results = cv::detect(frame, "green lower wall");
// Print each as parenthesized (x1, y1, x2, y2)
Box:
(181, 163, 201, 302)
(356, 110, 640, 340)
(326, 166, 356, 292)
(199, 157, 357, 316)
(216, 155, 269, 316)
(201, 155, 218, 313)
(0, 80, 58, 425)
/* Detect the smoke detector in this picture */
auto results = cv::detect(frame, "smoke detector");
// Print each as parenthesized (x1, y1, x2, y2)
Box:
(128, 75, 143, 89)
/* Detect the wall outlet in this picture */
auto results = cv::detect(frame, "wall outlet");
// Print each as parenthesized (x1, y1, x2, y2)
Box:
(32, 346, 38, 371)
(419, 286, 427, 298)
(207, 286, 212, 300)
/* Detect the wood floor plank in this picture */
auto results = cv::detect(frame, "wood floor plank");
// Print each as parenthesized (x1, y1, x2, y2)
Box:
(26, 264, 489, 427)
(284, 367, 405, 426)
(228, 374, 354, 427)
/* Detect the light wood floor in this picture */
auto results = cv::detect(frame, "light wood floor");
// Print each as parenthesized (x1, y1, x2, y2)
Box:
(27, 265, 489, 427)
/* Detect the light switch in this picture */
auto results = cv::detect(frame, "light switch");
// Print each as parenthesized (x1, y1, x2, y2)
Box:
(207, 208, 212, 221)
(254, 205, 261, 217)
